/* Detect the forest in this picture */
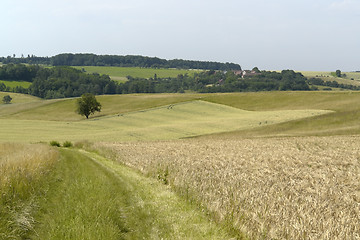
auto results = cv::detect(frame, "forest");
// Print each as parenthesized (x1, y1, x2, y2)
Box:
(0, 64, 316, 99)
(0, 54, 241, 70)
(117, 70, 311, 94)
(0, 64, 113, 98)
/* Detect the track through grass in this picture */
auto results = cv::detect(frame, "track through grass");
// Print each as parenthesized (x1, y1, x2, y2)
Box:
(29, 149, 235, 239)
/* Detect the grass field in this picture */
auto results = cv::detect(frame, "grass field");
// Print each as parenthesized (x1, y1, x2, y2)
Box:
(201, 91, 360, 136)
(2, 90, 360, 239)
(0, 93, 201, 121)
(2, 91, 360, 139)
(301, 71, 360, 86)
(0, 100, 331, 142)
(0, 80, 32, 89)
(0, 92, 40, 104)
(73, 66, 201, 82)
(344, 72, 360, 81)
(0, 144, 236, 239)
(94, 136, 360, 239)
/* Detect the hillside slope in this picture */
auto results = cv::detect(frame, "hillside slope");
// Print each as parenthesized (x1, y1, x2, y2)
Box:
(0, 100, 330, 142)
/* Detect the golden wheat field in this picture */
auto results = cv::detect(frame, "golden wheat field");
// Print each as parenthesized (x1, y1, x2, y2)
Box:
(94, 136, 360, 240)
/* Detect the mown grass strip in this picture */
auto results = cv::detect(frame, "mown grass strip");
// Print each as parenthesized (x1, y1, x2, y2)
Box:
(30, 149, 236, 239)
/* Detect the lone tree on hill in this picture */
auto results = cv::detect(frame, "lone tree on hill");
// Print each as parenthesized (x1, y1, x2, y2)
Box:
(76, 93, 101, 119)
(336, 70, 341, 77)
(2, 95, 12, 104)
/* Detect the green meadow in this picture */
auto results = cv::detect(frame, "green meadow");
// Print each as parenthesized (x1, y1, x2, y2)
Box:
(0, 99, 331, 142)
(0, 80, 32, 88)
(301, 71, 360, 86)
(73, 66, 201, 82)
(2, 90, 360, 239)
(0, 92, 40, 103)
(3, 91, 360, 142)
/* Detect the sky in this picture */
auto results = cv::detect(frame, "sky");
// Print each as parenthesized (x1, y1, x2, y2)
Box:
(1, 0, 359, 71)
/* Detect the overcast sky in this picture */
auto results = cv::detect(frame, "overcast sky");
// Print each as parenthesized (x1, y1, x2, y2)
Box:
(1, 0, 359, 71)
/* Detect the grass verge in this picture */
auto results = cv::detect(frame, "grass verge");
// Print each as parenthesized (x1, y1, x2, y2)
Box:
(0, 143, 59, 239)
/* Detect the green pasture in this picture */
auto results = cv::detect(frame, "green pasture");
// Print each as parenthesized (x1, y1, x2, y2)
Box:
(301, 71, 360, 86)
(201, 91, 360, 137)
(0, 100, 330, 143)
(0, 92, 40, 104)
(73, 66, 201, 82)
(343, 72, 360, 81)
(1, 93, 201, 121)
(2, 91, 360, 141)
(0, 80, 32, 88)
(202, 91, 359, 111)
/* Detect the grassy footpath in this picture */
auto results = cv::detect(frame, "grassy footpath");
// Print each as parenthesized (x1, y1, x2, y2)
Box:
(29, 149, 236, 239)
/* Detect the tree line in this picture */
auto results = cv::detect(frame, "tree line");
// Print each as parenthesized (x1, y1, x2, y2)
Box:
(117, 70, 310, 94)
(0, 64, 113, 98)
(0, 54, 241, 70)
(1, 64, 344, 99)
(0, 64, 40, 82)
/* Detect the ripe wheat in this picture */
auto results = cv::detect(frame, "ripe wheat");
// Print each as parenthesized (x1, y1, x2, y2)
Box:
(95, 136, 360, 239)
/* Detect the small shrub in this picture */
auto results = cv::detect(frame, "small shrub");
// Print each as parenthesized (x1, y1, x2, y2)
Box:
(2, 95, 12, 104)
(63, 141, 73, 148)
(50, 141, 61, 147)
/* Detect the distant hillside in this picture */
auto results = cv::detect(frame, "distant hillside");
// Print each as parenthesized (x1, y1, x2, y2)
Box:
(0, 54, 241, 71)
(0, 64, 315, 99)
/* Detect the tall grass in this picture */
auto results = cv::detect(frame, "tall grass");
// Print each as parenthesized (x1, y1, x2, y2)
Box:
(0, 143, 59, 239)
(94, 136, 360, 239)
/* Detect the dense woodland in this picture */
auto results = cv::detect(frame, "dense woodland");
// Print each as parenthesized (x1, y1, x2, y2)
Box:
(0, 64, 324, 99)
(118, 70, 311, 94)
(0, 64, 113, 98)
(0, 54, 241, 70)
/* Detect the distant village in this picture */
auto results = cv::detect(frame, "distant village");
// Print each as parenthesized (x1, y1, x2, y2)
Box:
(232, 70, 260, 78)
